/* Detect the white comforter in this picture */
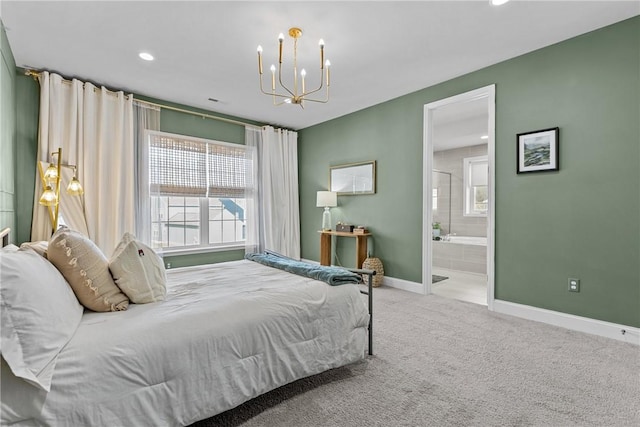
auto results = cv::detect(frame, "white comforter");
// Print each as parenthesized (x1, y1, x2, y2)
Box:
(1, 260, 369, 426)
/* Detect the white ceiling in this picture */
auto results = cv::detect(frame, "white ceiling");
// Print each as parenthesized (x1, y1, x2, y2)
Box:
(433, 98, 488, 151)
(1, 1, 638, 131)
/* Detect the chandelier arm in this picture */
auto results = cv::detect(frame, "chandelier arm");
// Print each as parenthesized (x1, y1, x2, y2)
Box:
(277, 64, 295, 98)
(260, 74, 298, 100)
(297, 97, 329, 104)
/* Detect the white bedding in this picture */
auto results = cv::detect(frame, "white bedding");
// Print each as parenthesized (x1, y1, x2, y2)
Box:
(1, 260, 369, 426)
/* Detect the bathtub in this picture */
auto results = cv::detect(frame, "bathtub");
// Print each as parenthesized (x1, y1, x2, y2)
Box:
(433, 235, 487, 274)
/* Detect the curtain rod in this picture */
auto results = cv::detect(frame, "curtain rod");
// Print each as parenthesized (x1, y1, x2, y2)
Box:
(25, 69, 263, 130)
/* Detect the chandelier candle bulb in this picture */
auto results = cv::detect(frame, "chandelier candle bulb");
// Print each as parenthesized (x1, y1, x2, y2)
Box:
(301, 69, 306, 94)
(278, 33, 284, 63)
(257, 46, 263, 74)
(326, 60, 331, 86)
(319, 39, 325, 68)
(270, 65, 276, 90)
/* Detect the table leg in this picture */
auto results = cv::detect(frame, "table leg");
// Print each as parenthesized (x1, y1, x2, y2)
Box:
(320, 233, 331, 266)
(355, 235, 368, 269)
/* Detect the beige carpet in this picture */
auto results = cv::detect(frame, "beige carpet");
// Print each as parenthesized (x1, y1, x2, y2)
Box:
(193, 286, 640, 427)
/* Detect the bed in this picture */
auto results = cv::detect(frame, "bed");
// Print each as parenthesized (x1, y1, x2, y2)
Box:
(0, 228, 372, 426)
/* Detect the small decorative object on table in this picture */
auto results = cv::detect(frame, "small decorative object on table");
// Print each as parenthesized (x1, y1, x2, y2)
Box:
(336, 222, 354, 233)
(353, 226, 368, 234)
(362, 255, 384, 287)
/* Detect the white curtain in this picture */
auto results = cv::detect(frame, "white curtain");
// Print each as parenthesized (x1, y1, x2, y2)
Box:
(133, 101, 160, 245)
(31, 72, 135, 255)
(32, 73, 88, 240)
(245, 125, 300, 259)
(245, 128, 262, 254)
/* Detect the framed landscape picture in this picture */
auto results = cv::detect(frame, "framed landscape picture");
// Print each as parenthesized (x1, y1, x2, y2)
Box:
(516, 127, 559, 174)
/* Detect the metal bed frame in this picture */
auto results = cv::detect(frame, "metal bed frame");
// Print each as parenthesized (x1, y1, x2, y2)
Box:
(348, 267, 375, 356)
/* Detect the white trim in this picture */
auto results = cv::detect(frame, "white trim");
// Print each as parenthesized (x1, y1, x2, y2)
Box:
(422, 84, 496, 311)
(493, 300, 640, 345)
(163, 244, 245, 256)
(383, 276, 423, 294)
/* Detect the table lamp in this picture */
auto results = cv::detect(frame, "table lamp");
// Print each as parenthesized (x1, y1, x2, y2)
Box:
(316, 191, 337, 231)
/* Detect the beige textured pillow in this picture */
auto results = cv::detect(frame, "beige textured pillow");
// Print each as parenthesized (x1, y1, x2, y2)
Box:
(47, 228, 129, 312)
(109, 232, 167, 304)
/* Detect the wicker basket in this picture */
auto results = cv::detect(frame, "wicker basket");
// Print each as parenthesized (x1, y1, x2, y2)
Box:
(362, 257, 384, 287)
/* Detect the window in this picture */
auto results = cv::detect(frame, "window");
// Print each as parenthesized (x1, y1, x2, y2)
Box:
(432, 188, 438, 210)
(463, 155, 488, 217)
(148, 131, 251, 251)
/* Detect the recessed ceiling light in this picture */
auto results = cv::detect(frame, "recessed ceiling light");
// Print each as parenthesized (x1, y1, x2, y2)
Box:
(481, 135, 489, 140)
(139, 52, 154, 61)
(491, 0, 511, 5)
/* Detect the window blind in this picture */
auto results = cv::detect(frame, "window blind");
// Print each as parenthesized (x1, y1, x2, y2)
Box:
(149, 132, 247, 198)
(208, 144, 247, 198)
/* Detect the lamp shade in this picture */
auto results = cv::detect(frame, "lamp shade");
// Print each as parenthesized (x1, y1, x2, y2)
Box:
(316, 191, 337, 208)
(39, 185, 57, 206)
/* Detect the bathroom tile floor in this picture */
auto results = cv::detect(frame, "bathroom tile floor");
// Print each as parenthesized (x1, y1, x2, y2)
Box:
(432, 267, 487, 306)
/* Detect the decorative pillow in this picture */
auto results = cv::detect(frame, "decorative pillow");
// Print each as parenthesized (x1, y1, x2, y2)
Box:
(19, 240, 49, 258)
(109, 232, 167, 303)
(47, 228, 129, 312)
(1, 244, 19, 252)
(0, 249, 84, 391)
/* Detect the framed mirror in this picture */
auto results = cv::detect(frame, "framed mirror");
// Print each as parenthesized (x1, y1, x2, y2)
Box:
(330, 161, 376, 195)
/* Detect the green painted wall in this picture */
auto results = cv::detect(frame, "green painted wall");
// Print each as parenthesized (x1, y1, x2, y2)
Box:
(298, 17, 640, 327)
(13, 80, 262, 267)
(15, 74, 39, 245)
(0, 20, 16, 244)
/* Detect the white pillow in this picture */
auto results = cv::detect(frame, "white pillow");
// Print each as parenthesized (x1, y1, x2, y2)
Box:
(19, 241, 49, 258)
(109, 233, 167, 304)
(0, 249, 84, 391)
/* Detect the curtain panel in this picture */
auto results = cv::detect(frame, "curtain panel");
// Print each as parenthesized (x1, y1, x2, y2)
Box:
(245, 126, 300, 259)
(31, 72, 135, 255)
(133, 102, 160, 245)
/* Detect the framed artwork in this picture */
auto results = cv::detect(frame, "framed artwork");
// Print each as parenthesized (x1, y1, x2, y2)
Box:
(329, 161, 376, 195)
(516, 127, 559, 173)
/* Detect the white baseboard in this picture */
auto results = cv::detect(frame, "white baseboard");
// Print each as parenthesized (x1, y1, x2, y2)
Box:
(382, 276, 424, 293)
(493, 300, 640, 345)
(303, 258, 638, 345)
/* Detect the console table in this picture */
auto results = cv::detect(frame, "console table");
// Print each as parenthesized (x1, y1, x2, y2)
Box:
(319, 230, 372, 269)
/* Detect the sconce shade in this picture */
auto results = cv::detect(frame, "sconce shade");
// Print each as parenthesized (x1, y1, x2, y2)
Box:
(43, 164, 58, 182)
(39, 185, 58, 206)
(67, 176, 84, 196)
(316, 191, 337, 208)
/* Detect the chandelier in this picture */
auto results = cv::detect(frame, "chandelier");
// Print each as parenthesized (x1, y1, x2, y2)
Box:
(257, 27, 330, 107)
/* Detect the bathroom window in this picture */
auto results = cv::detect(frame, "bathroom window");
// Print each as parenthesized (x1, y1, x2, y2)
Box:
(464, 155, 488, 217)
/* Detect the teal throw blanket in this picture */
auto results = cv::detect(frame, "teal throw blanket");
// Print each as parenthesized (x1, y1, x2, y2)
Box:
(245, 253, 361, 286)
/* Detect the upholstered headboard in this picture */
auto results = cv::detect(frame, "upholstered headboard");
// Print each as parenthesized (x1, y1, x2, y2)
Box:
(1, 227, 10, 247)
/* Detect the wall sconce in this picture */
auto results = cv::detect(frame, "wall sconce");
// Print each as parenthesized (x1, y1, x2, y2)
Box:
(316, 191, 337, 231)
(38, 148, 84, 233)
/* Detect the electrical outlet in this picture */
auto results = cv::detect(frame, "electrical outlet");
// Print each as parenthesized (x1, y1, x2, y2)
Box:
(166, 262, 171, 269)
(568, 278, 580, 292)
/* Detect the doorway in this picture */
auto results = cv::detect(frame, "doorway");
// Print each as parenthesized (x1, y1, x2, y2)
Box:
(422, 85, 495, 310)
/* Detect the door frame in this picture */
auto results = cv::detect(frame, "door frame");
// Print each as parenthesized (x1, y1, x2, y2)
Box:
(421, 84, 496, 310)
